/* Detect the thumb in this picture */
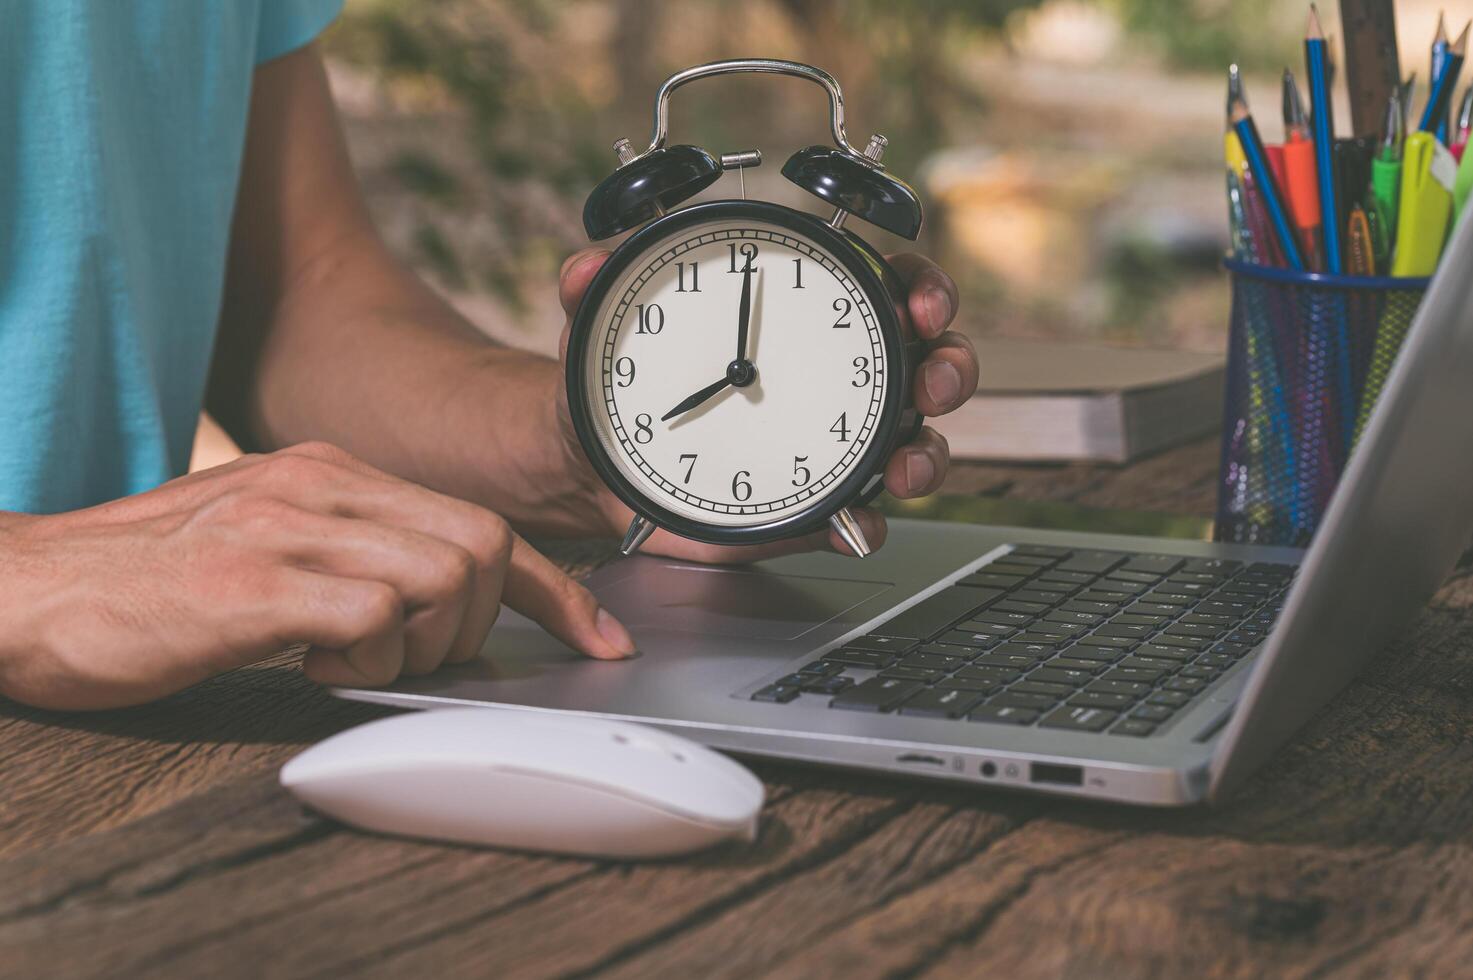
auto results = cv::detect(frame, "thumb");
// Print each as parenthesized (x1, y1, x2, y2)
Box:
(501, 535, 636, 660)
(558, 248, 612, 317)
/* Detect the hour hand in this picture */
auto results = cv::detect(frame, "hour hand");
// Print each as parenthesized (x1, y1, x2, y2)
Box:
(660, 376, 731, 422)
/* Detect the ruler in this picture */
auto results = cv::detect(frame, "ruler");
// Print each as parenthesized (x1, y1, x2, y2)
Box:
(1339, 0, 1401, 138)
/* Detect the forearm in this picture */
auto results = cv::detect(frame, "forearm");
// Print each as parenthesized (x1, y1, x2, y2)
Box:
(210, 241, 601, 536)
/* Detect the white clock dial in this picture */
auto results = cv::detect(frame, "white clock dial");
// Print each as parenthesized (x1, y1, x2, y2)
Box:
(583, 217, 888, 528)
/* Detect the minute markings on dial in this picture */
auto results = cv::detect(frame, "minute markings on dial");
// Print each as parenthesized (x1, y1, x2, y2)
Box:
(595, 225, 884, 517)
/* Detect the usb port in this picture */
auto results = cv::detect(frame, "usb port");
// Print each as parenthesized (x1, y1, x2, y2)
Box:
(1030, 763, 1083, 786)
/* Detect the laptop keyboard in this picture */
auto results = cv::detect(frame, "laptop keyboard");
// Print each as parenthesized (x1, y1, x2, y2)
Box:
(748, 546, 1293, 738)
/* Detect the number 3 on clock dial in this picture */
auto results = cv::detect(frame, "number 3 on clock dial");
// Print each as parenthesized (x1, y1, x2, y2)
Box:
(586, 219, 887, 529)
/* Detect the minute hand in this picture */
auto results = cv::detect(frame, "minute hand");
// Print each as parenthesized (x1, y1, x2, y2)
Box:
(735, 259, 754, 362)
(660, 376, 731, 422)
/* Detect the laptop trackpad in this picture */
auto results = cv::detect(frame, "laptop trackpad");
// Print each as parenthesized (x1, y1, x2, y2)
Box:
(590, 561, 892, 641)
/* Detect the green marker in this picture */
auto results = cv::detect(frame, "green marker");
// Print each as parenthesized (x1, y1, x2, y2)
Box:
(1370, 94, 1403, 265)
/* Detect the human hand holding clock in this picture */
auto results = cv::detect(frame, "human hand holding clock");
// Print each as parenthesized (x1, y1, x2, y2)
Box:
(555, 242, 975, 564)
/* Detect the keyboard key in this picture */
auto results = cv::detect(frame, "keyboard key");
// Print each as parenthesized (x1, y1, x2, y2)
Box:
(959, 572, 1026, 590)
(994, 599, 1050, 615)
(1121, 555, 1184, 575)
(1087, 679, 1150, 696)
(1063, 645, 1125, 662)
(974, 653, 1038, 670)
(982, 563, 1043, 578)
(775, 673, 810, 686)
(1217, 581, 1277, 597)
(1012, 588, 1069, 605)
(1213, 641, 1257, 658)
(872, 587, 1003, 640)
(936, 676, 1003, 694)
(1108, 570, 1163, 585)
(918, 641, 986, 657)
(1147, 690, 1192, 707)
(880, 666, 945, 683)
(1147, 635, 1207, 652)
(1049, 657, 1111, 674)
(996, 553, 1056, 567)
(941, 627, 1014, 647)
(1134, 644, 1193, 661)
(1172, 571, 1227, 585)
(1062, 600, 1118, 615)
(1105, 667, 1165, 684)
(1164, 623, 1222, 640)
(1045, 609, 1103, 627)
(1111, 613, 1168, 627)
(830, 677, 924, 712)
(1163, 676, 1208, 693)
(1140, 591, 1194, 607)
(801, 675, 855, 695)
(1094, 623, 1155, 640)
(1010, 544, 1072, 558)
(1178, 613, 1232, 627)
(1029, 667, 1094, 686)
(955, 665, 1020, 684)
(800, 660, 843, 676)
(1126, 601, 1181, 617)
(1039, 705, 1118, 732)
(824, 650, 895, 670)
(900, 652, 966, 671)
(1117, 656, 1179, 672)
(1111, 719, 1158, 737)
(1179, 664, 1219, 680)
(1181, 558, 1242, 575)
(844, 635, 917, 654)
(898, 687, 985, 719)
(1036, 569, 1096, 585)
(1055, 551, 1127, 574)
(969, 705, 1039, 725)
(1011, 680, 1073, 698)
(1015, 629, 1080, 644)
(1077, 590, 1135, 605)
(752, 683, 800, 703)
(1195, 600, 1255, 616)
(1096, 578, 1151, 595)
(1197, 653, 1234, 670)
(1155, 580, 1214, 598)
(1068, 691, 1135, 710)
(969, 610, 1036, 629)
(1070, 635, 1136, 649)
(1131, 704, 1176, 722)
(994, 642, 1057, 659)
(991, 692, 1059, 710)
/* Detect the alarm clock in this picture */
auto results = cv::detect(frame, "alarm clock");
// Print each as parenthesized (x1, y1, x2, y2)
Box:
(565, 59, 925, 558)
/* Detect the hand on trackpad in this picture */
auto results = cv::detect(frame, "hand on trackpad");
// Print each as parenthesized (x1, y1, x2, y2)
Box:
(590, 561, 891, 641)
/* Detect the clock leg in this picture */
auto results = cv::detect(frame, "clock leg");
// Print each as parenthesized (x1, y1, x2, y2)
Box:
(619, 515, 657, 556)
(829, 507, 872, 558)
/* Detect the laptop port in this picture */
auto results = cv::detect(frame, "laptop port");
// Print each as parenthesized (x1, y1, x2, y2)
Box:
(1030, 763, 1084, 786)
(896, 753, 946, 767)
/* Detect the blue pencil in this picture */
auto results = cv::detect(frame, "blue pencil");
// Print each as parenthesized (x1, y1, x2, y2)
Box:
(1306, 6, 1340, 274)
(1420, 29, 1467, 133)
(1231, 99, 1306, 270)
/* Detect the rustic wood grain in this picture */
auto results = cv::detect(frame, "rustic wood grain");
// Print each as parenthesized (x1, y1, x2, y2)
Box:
(4, 440, 1470, 979)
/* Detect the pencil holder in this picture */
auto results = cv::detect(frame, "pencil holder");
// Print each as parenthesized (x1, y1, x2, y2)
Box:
(1216, 260, 1430, 546)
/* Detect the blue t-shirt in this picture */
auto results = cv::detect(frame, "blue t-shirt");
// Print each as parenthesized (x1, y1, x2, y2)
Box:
(0, 0, 342, 513)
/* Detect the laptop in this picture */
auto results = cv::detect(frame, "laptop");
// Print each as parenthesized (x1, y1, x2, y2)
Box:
(335, 212, 1473, 806)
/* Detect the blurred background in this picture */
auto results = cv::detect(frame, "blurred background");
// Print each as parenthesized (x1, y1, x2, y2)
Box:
(315, 0, 1447, 355)
(189, 0, 1452, 467)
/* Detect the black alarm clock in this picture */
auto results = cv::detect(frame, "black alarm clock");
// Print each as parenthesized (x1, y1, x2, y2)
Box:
(565, 59, 925, 558)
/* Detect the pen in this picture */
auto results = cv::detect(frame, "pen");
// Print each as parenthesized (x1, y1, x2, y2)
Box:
(1369, 93, 1403, 263)
(1282, 68, 1324, 268)
(1307, 6, 1343, 273)
(1419, 23, 1467, 133)
(1452, 84, 1473, 160)
(1431, 11, 1450, 142)
(1231, 90, 1306, 269)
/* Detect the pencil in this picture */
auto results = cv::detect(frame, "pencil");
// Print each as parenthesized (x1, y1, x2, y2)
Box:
(1307, 5, 1343, 274)
(1431, 11, 1450, 141)
(1231, 94, 1306, 269)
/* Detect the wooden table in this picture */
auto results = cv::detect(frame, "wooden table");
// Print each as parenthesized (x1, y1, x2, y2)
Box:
(6, 437, 1473, 979)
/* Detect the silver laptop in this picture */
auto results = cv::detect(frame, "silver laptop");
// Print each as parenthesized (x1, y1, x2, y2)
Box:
(337, 212, 1473, 806)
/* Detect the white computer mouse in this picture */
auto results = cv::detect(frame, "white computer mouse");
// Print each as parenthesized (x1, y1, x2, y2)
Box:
(280, 708, 765, 859)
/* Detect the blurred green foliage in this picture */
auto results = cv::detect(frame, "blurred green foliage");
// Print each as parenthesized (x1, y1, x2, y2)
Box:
(1110, 0, 1300, 72)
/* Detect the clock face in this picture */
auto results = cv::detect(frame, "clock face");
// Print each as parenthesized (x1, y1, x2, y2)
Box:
(578, 211, 892, 530)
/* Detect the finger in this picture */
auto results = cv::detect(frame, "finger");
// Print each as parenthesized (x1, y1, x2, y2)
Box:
(913, 332, 978, 416)
(273, 571, 407, 687)
(501, 535, 636, 660)
(558, 248, 612, 316)
(887, 253, 960, 339)
(883, 425, 950, 499)
(269, 507, 475, 676)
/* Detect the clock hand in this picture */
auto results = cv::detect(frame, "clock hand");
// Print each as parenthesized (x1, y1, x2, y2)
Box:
(735, 258, 754, 364)
(660, 376, 732, 422)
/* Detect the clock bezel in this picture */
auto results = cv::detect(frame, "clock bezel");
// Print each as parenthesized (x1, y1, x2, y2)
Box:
(565, 199, 911, 547)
